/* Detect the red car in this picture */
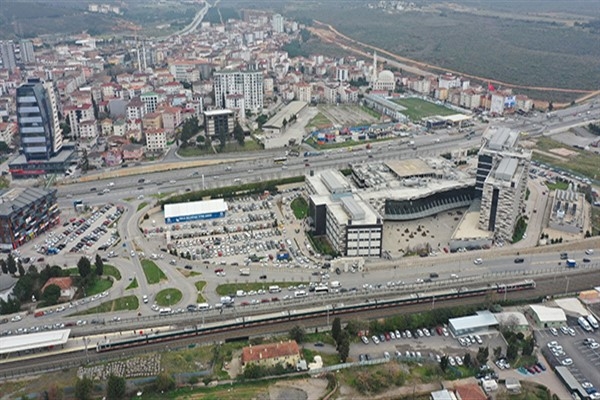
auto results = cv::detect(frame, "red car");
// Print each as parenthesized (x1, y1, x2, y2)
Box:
(384, 332, 391, 341)
(240, 301, 249, 306)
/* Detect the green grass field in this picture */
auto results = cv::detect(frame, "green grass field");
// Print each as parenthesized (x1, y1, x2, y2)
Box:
(217, 139, 263, 153)
(155, 288, 183, 306)
(85, 279, 113, 296)
(391, 98, 457, 121)
(137, 202, 148, 211)
(290, 197, 308, 219)
(533, 138, 600, 180)
(126, 278, 139, 290)
(177, 146, 214, 157)
(306, 112, 333, 131)
(195, 281, 207, 303)
(76, 295, 139, 315)
(103, 265, 121, 280)
(141, 259, 167, 284)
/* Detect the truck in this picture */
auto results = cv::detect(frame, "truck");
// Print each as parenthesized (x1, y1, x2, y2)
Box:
(587, 315, 599, 330)
(578, 316, 593, 332)
(239, 268, 250, 276)
(566, 259, 578, 268)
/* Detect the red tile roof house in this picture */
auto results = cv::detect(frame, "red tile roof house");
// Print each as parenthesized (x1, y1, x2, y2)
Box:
(41, 277, 76, 301)
(241, 340, 301, 371)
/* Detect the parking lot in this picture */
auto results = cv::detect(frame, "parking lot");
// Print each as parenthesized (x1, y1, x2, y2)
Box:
(141, 194, 316, 269)
(537, 323, 600, 394)
(27, 204, 122, 257)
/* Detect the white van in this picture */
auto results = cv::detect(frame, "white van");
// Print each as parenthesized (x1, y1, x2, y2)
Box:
(330, 281, 341, 289)
(236, 290, 246, 297)
(159, 308, 172, 315)
(294, 290, 307, 298)
(197, 303, 210, 311)
(269, 285, 281, 293)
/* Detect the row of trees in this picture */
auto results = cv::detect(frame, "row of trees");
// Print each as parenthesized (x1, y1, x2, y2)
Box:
(74, 371, 175, 399)
(0, 255, 107, 314)
(179, 115, 246, 151)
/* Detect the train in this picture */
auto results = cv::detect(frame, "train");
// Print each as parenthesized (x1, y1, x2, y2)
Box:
(96, 279, 536, 353)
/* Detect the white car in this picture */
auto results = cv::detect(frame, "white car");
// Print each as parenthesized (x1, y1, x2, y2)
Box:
(585, 249, 594, 255)
(361, 336, 369, 345)
(448, 357, 456, 366)
(561, 358, 573, 366)
(372, 335, 380, 345)
(473, 258, 483, 265)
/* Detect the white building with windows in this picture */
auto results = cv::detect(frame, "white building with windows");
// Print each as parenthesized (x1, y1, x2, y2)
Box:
(213, 71, 264, 113)
(307, 170, 382, 257)
(145, 128, 167, 152)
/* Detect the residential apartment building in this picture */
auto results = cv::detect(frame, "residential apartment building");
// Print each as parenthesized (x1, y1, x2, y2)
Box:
(64, 104, 95, 139)
(295, 83, 312, 103)
(0, 41, 17, 71)
(140, 91, 160, 114)
(142, 112, 163, 130)
(271, 14, 285, 33)
(203, 109, 234, 139)
(126, 97, 146, 121)
(145, 128, 167, 152)
(0, 187, 60, 250)
(213, 71, 264, 112)
(19, 40, 35, 64)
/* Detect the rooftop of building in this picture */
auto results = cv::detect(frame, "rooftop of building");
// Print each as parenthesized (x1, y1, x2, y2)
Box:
(385, 159, 436, 179)
(41, 277, 73, 293)
(241, 340, 300, 364)
(204, 109, 234, 117)
(528, 304, 566, 322)
(483, 126, 520, 151)
(307, 170, 351, 196)
(263, 101, 308, 130)
(449, 310, 498, 332)
(0, 187, 56, 216)
(326, 195, 380, 226)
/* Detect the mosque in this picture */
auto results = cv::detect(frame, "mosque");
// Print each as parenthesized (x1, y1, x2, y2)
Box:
(371, 52, 396, 92)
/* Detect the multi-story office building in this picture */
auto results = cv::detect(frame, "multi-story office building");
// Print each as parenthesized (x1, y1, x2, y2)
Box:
(9, 78, 73, 178)
(0, 41, 17, 71)
(203, 109, 234, 139)
(479, 156, 529, 242)
(213, 71, 264, 113)
(0, 187, 60, 250)
(307, 170, 382, 257)
(16, 79, 63, 160)
(475, 127, 520, 197)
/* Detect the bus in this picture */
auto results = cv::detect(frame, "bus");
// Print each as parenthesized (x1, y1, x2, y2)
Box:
(274, 156, 287, 164)
(315, 285, 329, 294)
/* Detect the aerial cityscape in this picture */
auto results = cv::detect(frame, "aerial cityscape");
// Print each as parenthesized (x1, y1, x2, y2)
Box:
(0, 0, 599, 399)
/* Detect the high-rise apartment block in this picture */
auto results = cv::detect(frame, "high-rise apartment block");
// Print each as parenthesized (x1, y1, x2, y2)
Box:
(272, 14, 284, 33)
(213, 71, 264, 113)
(19, 40, 35, 64)
(0, 41, 17, 71)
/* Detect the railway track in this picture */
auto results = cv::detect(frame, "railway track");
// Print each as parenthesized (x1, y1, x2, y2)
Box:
(1, 271, 599, 381)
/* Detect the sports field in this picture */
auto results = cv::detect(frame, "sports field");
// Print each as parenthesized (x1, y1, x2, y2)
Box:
(391, 98, 458, 121)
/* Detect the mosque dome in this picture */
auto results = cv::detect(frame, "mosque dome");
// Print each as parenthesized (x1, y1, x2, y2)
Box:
(378, 70, 395, 82)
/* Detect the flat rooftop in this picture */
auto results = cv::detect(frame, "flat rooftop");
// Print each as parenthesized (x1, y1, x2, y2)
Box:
(263, 101, 308, 129)
(449, 310, 498, 332)
(164, 199, 228, 219)
(385, 159, 436, 179)
(327, 196, 379, 226)
(0, 329, 71, 355)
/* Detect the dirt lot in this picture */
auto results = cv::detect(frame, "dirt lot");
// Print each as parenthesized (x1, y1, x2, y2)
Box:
(319, 104, 379, 127)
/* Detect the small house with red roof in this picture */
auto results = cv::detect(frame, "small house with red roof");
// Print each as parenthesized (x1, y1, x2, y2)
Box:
(41, 277, 75, 301)
(241, 340, 301, 371)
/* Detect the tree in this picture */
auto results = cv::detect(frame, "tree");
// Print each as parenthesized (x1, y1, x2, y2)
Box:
(0, 141, 11, 154)
(95, 254, 104, 276)
(0, 259, 7, 274)
(154, 372, 175, 393)
(522, 337, 535, 356)
(77, 257, 92, 279)
(233, 122, 245, 146)
(18, 263, 25, 277)
(506, 342, 519, 362)
(80, 149, 89, 173)
(289, 325, 305, 343)
(332, 317, 342, 344)
(476, 346, 489, 365)
(74, 376, 93, 400)
(106, 374, 126, 399)
(338, 333, 350, 362)
(42, 284, 61, 306)
(7, 254, 17, 275)
(463, 352, 472, 367)
(493, 346, 503, 359)
(439, 355, 449, 371)
(180, 116, 200, 143)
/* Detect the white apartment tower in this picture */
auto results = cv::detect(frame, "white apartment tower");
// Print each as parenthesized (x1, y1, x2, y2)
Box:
(272, 14, 284, 33)
(213, 71, 264, 113)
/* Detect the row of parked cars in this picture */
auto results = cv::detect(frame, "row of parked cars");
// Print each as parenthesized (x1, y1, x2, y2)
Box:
(547, 341, 573, 366)
(458, 334, 484, 346)
(362, 326, 451, 345)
